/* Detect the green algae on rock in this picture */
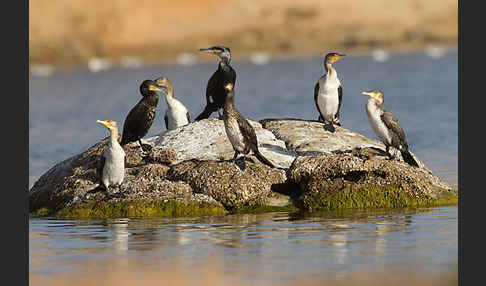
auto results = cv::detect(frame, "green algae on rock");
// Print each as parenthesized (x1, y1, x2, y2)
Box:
(53, 200, 227, 219)
(288, 150, 457, 211)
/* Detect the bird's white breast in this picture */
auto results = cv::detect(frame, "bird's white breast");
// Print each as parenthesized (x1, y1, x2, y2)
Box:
(317, 71, 341, 122)
(166, 97, 189, 130)
(102, 143, 125, 188)
(366, 101, 392, 145)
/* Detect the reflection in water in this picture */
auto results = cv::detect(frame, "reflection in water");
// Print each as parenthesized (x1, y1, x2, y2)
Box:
(108, 218, 129, 254)
(30, 206, 457, 284)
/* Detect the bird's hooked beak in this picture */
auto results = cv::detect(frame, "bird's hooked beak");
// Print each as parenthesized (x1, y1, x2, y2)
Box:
(361, 91, 376, 98)
(149, 84, 165, 92)
(199, 48, 219, 55)
(333, 54, 346, 62)
(97, 120, 111, 128)
(154, 84, 168, 93)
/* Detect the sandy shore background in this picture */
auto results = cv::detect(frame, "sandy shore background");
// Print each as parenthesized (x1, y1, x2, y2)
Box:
(30, 0, 457, 66)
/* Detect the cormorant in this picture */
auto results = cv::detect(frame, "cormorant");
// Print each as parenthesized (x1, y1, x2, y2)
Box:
(96, 120, 126, 192)
(121, 79, 163, 155)
(195, 46, 236, 121)
(222, 83, 275, 168)
(155, 77, 190, 131)
(314, 52, 345, 132)
(362, 89, 419, 167)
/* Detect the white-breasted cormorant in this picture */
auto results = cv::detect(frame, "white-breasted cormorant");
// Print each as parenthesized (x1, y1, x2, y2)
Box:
(121, 79, 163, 154)
(222, 83, 275, 168)
(155, 77, 190, 131)
(314, 52, 345, 132)
(96, 120, 126, 192)
(362, 89, 419, 167)
(195, 46, 236, 121)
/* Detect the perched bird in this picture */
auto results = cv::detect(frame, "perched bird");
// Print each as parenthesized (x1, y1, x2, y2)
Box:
(155, 77, 190, 131)
(222, 83, 275, 168)
(121, 79, 163, 155)
(195, 46, 236, 121)
(362, 89, 419, 167)
(314, 52, 346, 132)
(96, 120, 126, 193)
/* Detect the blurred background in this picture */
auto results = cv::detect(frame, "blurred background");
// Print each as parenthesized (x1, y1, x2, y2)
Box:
(29, 0, 457, 67)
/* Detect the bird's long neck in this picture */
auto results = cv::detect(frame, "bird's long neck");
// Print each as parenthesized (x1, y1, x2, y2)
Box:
(219, 59, 230, 71)
(366, 99, 381, 116)
(224, 92, 236, 116)
(324, 62, 334, 74)
(109, 128, 119, 146)
(164, 86, 175, 106)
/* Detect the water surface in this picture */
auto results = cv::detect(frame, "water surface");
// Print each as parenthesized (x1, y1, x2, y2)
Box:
(30, 207, 457, 283)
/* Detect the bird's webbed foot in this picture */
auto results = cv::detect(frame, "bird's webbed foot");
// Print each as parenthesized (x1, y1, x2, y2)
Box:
(235, 155, 247, 171)
(104, 185, 126, 200)
(139, 143, 153, 158)
(385, 146, 395, 160)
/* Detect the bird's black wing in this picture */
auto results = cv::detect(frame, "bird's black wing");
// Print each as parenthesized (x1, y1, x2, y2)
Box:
(336, 85, 343, 123)
(186, 111, 191, 123)
(235, 112, 275, 167)
(195, 71, 220, 121)
(121, 101, 155, 145)
(164, 113, 168, 130)
(381, 108, 408, 149)
(205, 70, 220, 108)
(314, 81, 324, 121)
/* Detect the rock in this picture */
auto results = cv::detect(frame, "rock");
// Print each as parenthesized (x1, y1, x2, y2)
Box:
(155, 118, 296, 168)
(29, 137, 226, 219)
(167, 159, 288, 210)
(288, 149, 457, 211)
(261, 118, 386, 153)
(29, 118, 457, 219)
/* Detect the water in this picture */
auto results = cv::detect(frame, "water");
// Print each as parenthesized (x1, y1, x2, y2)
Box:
(30, 207, 457, 284)
(29, 49, 458, 283)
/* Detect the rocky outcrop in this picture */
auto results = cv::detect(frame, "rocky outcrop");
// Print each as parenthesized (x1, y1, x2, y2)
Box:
(29, 118, 457, 219)
(155, 118, 296, 168)
(288, 149, 455, 211)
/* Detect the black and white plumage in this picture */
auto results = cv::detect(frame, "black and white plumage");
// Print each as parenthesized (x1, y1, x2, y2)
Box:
(96, 120, 126, 192)
(314, 52, 345, 132)
(121, 80, 163, 154)
(362, 90, 419, 167)
(195, 46, 236, 121)
(155, 77, 190, 131)
(222, 83, 275, 168)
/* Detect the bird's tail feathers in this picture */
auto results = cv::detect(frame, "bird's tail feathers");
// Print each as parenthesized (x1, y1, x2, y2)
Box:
(401, 150, 419, 167)
(254, 149, 275, 168)
(194, 105, 214, 121)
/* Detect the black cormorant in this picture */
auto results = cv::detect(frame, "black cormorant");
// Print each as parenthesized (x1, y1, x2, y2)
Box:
(195, 46, 236, 121)
(362, 89, 419, 167)
(155, 77, 190, 131)
(222, 83, 274, 168)
(121, 79, 163, 154)
(314, 52, 345, 132)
